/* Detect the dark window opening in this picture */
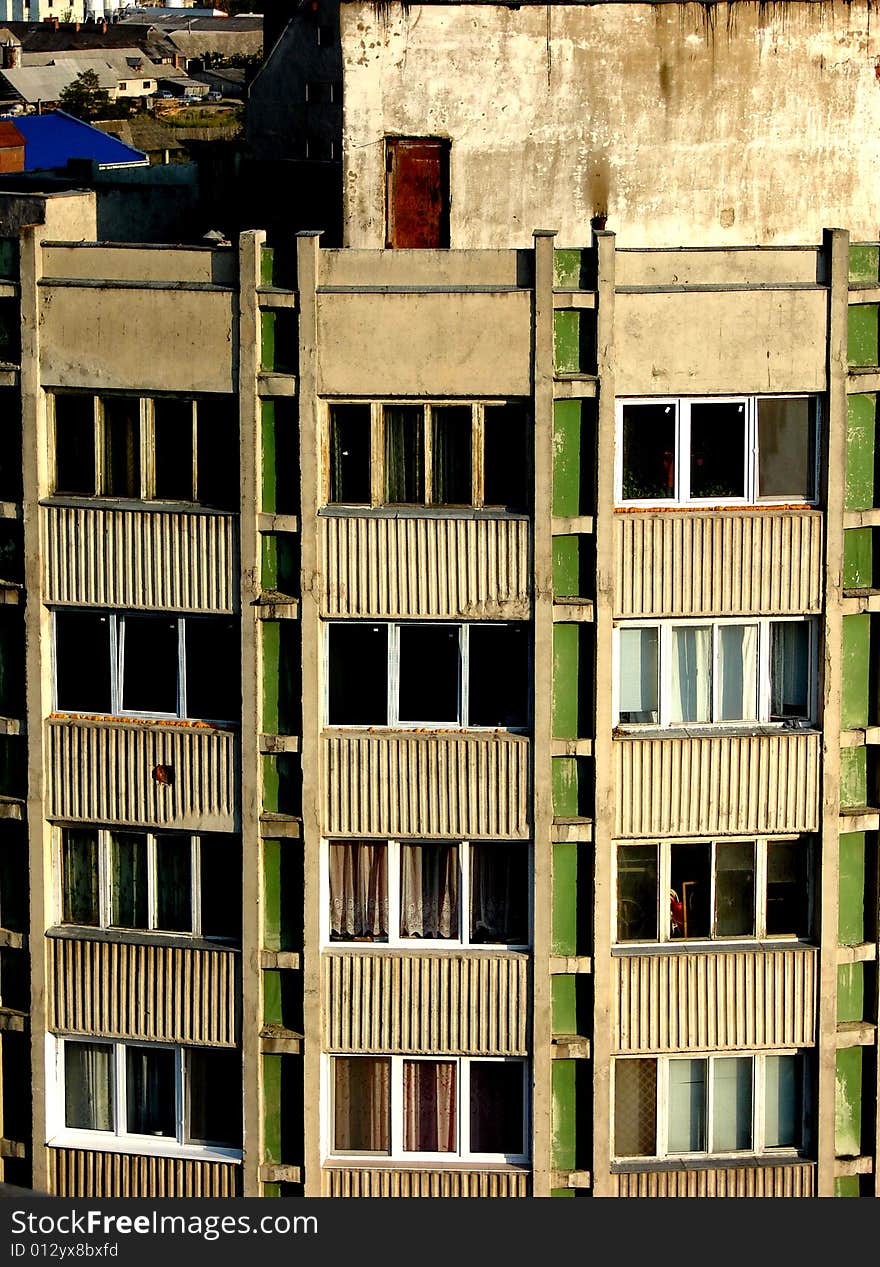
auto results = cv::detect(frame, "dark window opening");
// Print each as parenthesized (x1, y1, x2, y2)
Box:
(770, 621, 810, 719)
(431, 406, 471, 504)
(199, 833, 242, 940)
(329, 404, 371, 504)
(55, 394, 95, 495)
(617, 843, 658, 943)
(714, 840, 755, 937)
(109, 831, 148, 929)
(126, 1046, 175, 1137)
(766, 840, 810, 937)
(155, 834, 192, 932)
(121, 615, 178, 715)
(469, 1062, 524, 1154)
(55, 610, 111, 713)
(196, 397, 238, 510)
(61, 828, 99, 925)
(398, 625, 459, 723)
(154, 399, 194, 501)
(669, 842, 710, 939)
(483, 403, 529, 510)
(187, 1048, 241, 1146)
(758, 397, 815, 500)
(102, 396, 141, 498)
(621, 403, 676, 501)
(384, 405, 424, 503)
(185, 617, 240, 722)
(327, 624, 388, 725)
(469, 842, 528, 944)
(690, 401, 746, 499)
(468, 624, 529, 727)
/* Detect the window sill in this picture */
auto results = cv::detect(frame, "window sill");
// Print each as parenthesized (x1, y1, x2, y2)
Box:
(48, 712, 239, 735)
(613, 503, 819, 515)
(323, 726, 530, 738)
(324, 943, 531, 956)
(612, 939, 817, 957)
(48, 1134, 241, 1164)
(318, 505, 530, 521)
(47, 926, 241, 953)
(613, 724, 818, 740)
(611, 1153, 808, 1174)
(40, 496, 237, 517)
(322, 1158, 531, 1173)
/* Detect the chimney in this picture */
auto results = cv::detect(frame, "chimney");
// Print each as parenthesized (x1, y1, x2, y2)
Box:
(2, 44, 21, 69)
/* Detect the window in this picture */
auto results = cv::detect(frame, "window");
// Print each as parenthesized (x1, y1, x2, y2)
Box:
(53, 610, 240, 722)
(326, 401, 529, 511)
(60, 827, 241, 940)
(616, 396, 818, 505)
(613, 1053, 806, 1160)
(305, 80, 337, 102)
(51, 392, 238, 509)
(615, 837, 812, 944)
(329, 1055, 528, 1161)
(326, 622, 530, 730)
(385, 137, 450, 249)
(615, 618, 815, 728)
(57, 1038, 241, 1154)
(326, 839, 529, 947)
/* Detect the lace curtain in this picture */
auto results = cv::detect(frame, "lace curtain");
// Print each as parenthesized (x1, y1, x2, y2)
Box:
(400, 843, 458, 939)
(329, 842, 388, 940)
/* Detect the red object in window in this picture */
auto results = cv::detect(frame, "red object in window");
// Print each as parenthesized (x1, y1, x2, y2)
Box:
(669, 889, 684, 934)
(152, 764, 173, 786)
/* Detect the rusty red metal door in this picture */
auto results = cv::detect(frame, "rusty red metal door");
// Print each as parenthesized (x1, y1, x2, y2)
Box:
(385, 137, 450, 248)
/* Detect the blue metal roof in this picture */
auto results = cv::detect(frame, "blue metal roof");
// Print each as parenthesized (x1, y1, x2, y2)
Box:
(4, 110, 147, 171)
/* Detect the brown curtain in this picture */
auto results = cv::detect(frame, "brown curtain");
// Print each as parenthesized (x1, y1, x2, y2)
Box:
(400, 843, 458, 939)
(403, 1060, 456, 1152)
(333, 1057, 390, 1153)
(329, 842, 388, 940)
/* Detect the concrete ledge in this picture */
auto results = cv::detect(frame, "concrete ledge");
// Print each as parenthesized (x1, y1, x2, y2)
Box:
(552, 515, 594, 535)
(847, 369, 880, 394)
(0, 368, 17, 388)
(837, 943, 877, 964)
(553, 376, 598, 399)
(848, 285, 880, 304)
(0, 1009, 26, 1032)
(841, 591, 880, 614)
(253, 596, 300, 621)
(259, 813, 302, 840)
(839, 809, 880, 832)
(257, 290, 298, 309)
(551, 818, 593, 843)
(0, 503, 18, 520)
(256, 513, 299, 534)
(550, 738, 593, 757)
(552, 1036, 591, 1060)
(0, 797, 23, 821)
(552, 600, 594, 622)
(257, 373, 298, 397)
(552, 291, 596, 310)
(259, 734, 300, 754)
(840, 728, 867, 748)
(549, 956, 592, 974)
(260, 950, 301, 970)
(0, 1139, 26, 1160)
(259, 1036, 303, 1056)
(836, 1020, 876, 1048)
(259, 1164, 302, 1183)
(551, 1170, 591, 1189)
(844, 509, 880, 528)
(834, 1156, 873, 1177)
(0, 928, 23, 950)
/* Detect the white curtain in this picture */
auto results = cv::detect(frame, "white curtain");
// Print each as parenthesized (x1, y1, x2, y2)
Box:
(64, 1042, 113, 1132)
(669, 627, 712, 724)
(712, 1057, 752, 1151)
(717, 624, 758, 721)
(400, 844, 458, 939)
(618, 627, 659, 722)
(329, 842, 388, 940)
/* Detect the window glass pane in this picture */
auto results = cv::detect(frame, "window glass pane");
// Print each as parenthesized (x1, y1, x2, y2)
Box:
(404, 1060, 456, 1152)
(758, 397, 814, 500)
(398, 625, 459, 723)
(400, 842, 458, 939)
(469, 1061, 524, 1154)
(766, 840, 810, 937)
(712, 1057, 752, 1152)
(618, 627, 659, 723)
(614, 1059, 656, 1157)
(154, 399, 194, 501)
(61, 828, 99, 925)
(327, 624, 388, 725)
(764, 1055, 801, 1147)
(715, 841, 755, 937)
(770, 622, 810, 720)
(689, 401, 746, 499)
(431, 406, 471, 504)
(333, 1056, 390, 1153)
(468, 624, 529, 727)
(668, 1058, 707, 1153)
(670, 842, 710, 939)
(329, 841, 388, 942)
(384, 406, 424, 503)
(121, 615, 178, 715)
(109, 832, 148, 929)
(483, 403, 529, 510)
(669, 625, 712, 724)
(199, 834, 242, 940)
(125, 1046, 175, 1136)
(621, 403, 676, 501)
(155, 835, 192, 932)
(65, 1042, 113, 1131)
(617, 844, 658, 942)
(197, 398, 239, 510)
(469, 843, 528, 944)
(102, 396, 141, 498)
(185, 617, 240, 722)
(187, 1048, 241, 1146)
(329, 404, 371, 504)
(717, 624, 758, 722)
(55, 611, 112, 714)
(54, 395, 95, 495)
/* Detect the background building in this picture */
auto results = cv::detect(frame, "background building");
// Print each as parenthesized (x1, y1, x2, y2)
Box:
(0, 0, 876, 1199)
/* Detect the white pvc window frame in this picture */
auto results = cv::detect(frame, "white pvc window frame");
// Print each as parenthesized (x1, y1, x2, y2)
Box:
(612, 615, 818, 730)
(49, 1036, 242, 1161)
(324, 1053, 530, 1165)
(612, 1051, 806, 1162)
(612, 835, 814, 946)
(614, 395, 820, 508)
(320, 837, 533, 950)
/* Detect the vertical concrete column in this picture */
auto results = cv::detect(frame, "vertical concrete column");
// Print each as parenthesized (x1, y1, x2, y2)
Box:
(296, 231, 322, 1196)
(531, 229, 556, 1197)
(590, 229, 616, 1197)
(818, 227, 849, 1196)
(238, 229, 265, 1197)
(20, 225, 50, 1195)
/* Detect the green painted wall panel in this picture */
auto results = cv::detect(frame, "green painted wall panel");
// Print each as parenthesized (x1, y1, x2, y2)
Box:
(848, 304, 879, 368)
(260, 246, 275, 287)
(551, 975, 577, 1036)
(263, 1054, 282, 1163)
(551, 1060, 577, 1170)
(834, 1176, 861, 1197)
(264, 839, 282, 952)
(835, 1047, 863, 1158)
(850, 244, 880, 284)
(837, 963, 865, 1023)
(261, 401, 277, 514)
(553, 624, 579, 739)
(552, 842, 578, 956)
(839, 747, 867, 811)
(839, 833, 867, 946)
(554, 311, 581, 374)
(553, 400, 583, 517)
(261, 310, 275, 371)
(263, 970, 282, 1027)
(554, 249, 588, 289)
(261, 534, 278, 591)
(262, 620, 280, 735)
(552, 757, 579, 817)
(553, 536, 580, 598)
(844, 528, 872, 590)
(845, 395, 876, 512)
(551, 1189, 576, 1198)
(841, 614, 871, 730)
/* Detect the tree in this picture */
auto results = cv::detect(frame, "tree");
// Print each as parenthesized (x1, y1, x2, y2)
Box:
(58, 69, 112, 122)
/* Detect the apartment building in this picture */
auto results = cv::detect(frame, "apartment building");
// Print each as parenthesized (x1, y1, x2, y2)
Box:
(0, 0, 877, 1200)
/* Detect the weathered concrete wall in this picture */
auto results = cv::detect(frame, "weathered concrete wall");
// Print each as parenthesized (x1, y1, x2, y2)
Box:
(341, 1, 880, 248)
